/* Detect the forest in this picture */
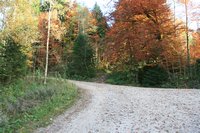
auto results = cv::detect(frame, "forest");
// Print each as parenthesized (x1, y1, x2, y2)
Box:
(0, 0, 200, 132)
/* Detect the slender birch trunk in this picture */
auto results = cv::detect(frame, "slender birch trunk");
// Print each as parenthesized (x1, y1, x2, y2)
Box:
(44, 2, 51, 84)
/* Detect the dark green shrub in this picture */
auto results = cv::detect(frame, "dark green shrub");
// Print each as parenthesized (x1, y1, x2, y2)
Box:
(161, 75, 188, 88)
(106, 71, 137, 85)
(196, 59, 200, 82)
(138, 65, 168, 87)
(0, 37, 27, 83)
(68, 33, 95, 79)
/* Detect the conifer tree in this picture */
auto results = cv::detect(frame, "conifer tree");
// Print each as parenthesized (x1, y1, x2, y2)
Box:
(68, 33, 95, 78)
(0, 37, 27, 83)
(92, 3, 107, 38)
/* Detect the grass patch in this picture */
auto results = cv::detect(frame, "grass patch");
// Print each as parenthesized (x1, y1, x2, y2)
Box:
(0, 77, 78, 132)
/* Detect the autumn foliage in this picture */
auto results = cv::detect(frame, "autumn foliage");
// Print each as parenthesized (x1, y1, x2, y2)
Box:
(191, 30, 200, 61)
(36, 2, 97, 71)
(1, 0, 200, 87)
(105, 0, 185, 73)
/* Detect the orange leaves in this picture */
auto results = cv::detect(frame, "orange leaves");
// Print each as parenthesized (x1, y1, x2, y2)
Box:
(104, 0, 184, 69)
(191, 32, 200, 60)
(37, 1, 100, 69)
(177, 0, 190, 4)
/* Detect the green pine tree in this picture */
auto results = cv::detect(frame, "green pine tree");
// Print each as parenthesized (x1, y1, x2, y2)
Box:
(68, 33, 95, 78)
(0, 37, 27, 83)
(92, 3, 107, 38)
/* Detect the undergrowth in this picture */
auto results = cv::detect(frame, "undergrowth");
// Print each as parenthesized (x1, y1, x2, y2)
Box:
(0, 77, 78, 132)
(106, 71, 138, 86)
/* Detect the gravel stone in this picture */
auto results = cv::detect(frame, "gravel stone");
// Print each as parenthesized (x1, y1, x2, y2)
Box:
(35, 81, 200, 133)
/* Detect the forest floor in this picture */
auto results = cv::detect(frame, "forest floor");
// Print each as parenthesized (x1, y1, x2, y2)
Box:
(35, 81, 200, 133)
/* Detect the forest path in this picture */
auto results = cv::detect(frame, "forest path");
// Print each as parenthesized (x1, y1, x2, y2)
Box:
(36, 81, 200, 133)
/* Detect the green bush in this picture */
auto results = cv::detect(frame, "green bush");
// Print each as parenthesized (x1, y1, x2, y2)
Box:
(161, 75, 188, 88)
(196, 59, 200, 82)
(138, 65, 168, 87)
(106, 71, 137, 85)
(0, 37, 27, 83)
(68, 33, 95, 79)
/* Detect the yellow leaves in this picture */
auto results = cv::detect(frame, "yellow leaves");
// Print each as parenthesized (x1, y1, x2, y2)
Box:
(4, 0, 39, 46)
(1, 0, 39, 67)
(133, 14, 147, 22)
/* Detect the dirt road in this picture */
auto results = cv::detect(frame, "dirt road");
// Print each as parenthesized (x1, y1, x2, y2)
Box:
(36, 81, 200, 133)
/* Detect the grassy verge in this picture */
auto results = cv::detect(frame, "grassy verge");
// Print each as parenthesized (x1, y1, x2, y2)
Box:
(0, 77, 78, 133)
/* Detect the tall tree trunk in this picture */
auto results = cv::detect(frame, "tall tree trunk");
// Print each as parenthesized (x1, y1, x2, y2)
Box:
(44, 3, 51, 84)
(173, 0, 176, 27)
(185, 0, 191, 77)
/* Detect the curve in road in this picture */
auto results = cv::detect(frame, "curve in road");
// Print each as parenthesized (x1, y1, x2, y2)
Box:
(36, 81, 200, 133)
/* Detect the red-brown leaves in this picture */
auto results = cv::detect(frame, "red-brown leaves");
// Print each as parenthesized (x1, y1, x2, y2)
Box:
(105, 0, 185, 70)
(191, 31, 200, 61)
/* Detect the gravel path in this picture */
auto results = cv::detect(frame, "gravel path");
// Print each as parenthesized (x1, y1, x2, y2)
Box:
(36, 81, 200, 133)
